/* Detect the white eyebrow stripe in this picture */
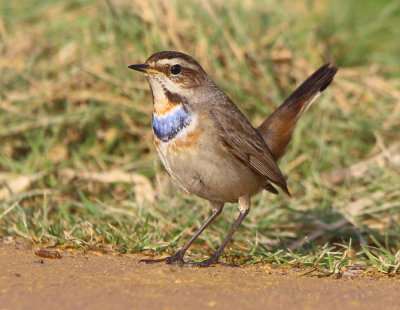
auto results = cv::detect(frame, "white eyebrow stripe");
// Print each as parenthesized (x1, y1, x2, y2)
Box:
(157, 59, 174, 65)
(157, 59, 198, 71)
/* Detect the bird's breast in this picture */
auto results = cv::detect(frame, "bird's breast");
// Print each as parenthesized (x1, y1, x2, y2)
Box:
(152, 106, 204, 194)
(152, 109, 265, 202)
(152, 104, 192, 142)
(153, 104, 201, 153)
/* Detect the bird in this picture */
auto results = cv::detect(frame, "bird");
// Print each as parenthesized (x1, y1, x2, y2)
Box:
(129, 51, 338, 267)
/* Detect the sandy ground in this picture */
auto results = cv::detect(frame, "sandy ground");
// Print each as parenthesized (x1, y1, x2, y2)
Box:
(1, 241, 399, 310)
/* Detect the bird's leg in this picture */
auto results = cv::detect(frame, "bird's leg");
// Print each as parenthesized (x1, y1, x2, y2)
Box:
(139, 203, 223, 265)
(187, 196, 250, 267)
(186, 208, 250, 267)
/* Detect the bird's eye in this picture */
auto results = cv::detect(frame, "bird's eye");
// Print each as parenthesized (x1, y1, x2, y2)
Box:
(170, 64, 181, 75)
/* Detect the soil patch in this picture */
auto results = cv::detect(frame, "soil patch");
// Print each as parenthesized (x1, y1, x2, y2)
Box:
(1, 241, 399, 310)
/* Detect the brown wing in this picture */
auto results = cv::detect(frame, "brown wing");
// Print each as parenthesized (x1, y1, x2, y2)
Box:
(210, 103, 290, 196)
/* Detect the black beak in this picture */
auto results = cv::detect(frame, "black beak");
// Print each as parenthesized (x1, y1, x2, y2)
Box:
(128, 64, 149, 73)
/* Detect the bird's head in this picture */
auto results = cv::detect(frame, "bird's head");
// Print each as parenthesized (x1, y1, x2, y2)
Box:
(129, 51, 210, 103)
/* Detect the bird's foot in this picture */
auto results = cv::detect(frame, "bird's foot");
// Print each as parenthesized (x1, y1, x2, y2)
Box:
(185, 256, 238, 268)
(139, 252, 237, 267)
(139, 251, 185, 265)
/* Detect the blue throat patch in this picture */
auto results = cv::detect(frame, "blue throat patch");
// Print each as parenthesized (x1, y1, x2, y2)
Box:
(152, 106, 191, 142)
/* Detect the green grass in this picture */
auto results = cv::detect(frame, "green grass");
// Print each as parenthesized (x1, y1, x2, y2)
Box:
(1, 0, 400, 275)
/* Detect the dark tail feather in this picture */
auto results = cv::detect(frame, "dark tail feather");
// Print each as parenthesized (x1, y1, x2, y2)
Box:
(258, 63, 338, 161)
(264, 182, 279, 195)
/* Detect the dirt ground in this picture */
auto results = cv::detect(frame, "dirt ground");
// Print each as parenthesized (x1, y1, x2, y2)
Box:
(1, 241, 399, 310)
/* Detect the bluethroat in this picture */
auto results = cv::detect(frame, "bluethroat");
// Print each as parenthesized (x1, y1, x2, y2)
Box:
(129, 51, 338, 267)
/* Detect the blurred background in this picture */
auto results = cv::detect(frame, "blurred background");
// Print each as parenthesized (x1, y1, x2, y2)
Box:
(1, 0, 399, 269)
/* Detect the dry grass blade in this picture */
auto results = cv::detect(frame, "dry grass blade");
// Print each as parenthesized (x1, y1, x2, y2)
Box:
(323, 143, 400, 186)
(59, 169, 155, 203)
(0, 172, 47, 201)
